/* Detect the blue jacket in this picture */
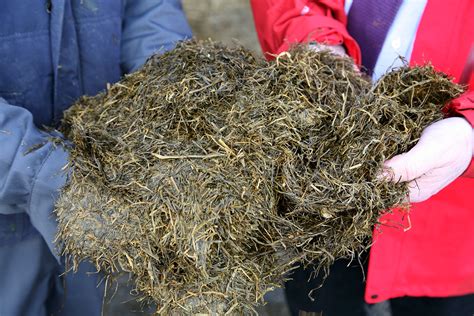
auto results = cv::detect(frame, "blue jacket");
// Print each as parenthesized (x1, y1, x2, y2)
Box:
(0, 0, 191, 305)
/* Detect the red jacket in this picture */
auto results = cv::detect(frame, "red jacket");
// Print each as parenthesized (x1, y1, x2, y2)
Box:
(251, 0, 474, 303)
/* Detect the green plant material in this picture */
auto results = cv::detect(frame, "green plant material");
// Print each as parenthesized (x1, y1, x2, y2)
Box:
(55, 40, 463, 315)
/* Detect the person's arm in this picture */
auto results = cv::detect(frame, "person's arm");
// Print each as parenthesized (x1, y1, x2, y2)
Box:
(120, 0, 192, 73)
(0, 99, 68, 259)
(250, 0, 360, 63)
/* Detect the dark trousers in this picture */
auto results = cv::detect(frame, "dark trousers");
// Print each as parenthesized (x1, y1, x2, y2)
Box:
(285, 257, 474, 316)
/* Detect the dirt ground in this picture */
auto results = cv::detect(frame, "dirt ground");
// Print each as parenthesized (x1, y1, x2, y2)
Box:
(182, 0, 261, 52)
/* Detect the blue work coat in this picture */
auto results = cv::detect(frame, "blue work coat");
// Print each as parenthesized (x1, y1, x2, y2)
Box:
(0, 1, 191, 315)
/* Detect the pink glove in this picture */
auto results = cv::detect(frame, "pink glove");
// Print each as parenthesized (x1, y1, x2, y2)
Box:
(382, 117, 474, 203)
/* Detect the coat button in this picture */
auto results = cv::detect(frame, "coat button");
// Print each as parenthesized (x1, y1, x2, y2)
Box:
(371, 294, 378, 299)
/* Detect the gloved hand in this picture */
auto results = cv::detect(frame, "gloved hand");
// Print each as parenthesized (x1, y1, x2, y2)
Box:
(308, 43, 360, 73)
(381, 117, 474, 203)
(309, 43, 347, 57)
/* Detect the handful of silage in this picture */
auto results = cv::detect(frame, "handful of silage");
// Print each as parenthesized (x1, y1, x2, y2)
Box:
(56, 40, 463, 314)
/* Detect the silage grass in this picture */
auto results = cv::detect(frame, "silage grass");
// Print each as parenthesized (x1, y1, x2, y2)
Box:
(55, 40, 463, 314)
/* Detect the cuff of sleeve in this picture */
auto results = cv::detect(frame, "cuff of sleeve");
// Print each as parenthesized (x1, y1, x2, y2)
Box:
(121, 40, 188, 74)
(28, 145, 69, 262)
(443, 92, 474, 177)
(274, 16, 361, 65)
(443, 92, 474, 126)
(306, 26, 361, 66)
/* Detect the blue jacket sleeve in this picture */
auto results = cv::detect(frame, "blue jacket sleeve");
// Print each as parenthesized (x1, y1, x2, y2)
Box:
(120, 0, 193, 73)
(0, 100, 68, 259)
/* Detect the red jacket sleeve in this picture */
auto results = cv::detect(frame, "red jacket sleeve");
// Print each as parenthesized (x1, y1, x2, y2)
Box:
(445, 92, 474, 127)
(444, 90, 474, 177)
(443, 47, 473, 176)
(250, 0, 361, 63)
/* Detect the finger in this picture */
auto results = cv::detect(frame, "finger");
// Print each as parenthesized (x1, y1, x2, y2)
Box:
(406, 167, 459, 203)
(382, 142, 438, 183)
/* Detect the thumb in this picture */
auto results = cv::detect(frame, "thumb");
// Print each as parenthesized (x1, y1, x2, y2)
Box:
(382, 143, 436, 183)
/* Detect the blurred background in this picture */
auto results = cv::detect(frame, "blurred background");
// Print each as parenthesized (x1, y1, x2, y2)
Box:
(103, 2, 291, 315)
(182, 0, 260, 52)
